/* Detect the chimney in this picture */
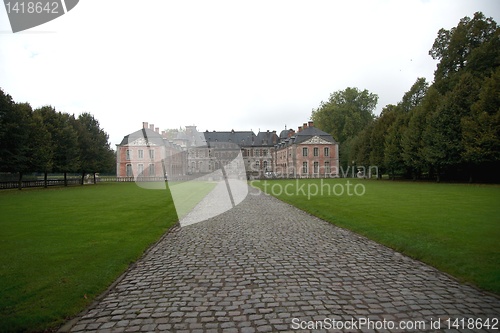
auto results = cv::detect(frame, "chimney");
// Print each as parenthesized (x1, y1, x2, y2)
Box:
(303, 122, 308, 130)
(155, 127, 159, 133)
(288, 129, 295, 138)
(161, 130, 167, 138)
(308, 121, 314, 127)
(149, 124, 154, 131)
(143, 122, 149, 129)
(298, 126, 303, 132)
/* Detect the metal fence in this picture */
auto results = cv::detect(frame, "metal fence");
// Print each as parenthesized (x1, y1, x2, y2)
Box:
(0, 178, 82, 190)
(0, 176, 171, 189)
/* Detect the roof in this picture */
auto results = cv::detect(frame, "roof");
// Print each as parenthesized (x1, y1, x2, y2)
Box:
(279, 129, 292, 138)
(118, 128, 165, 146)
(255, 131, 278, 146)
(203, 130, 256, 146)
(293, 126, 337, 144)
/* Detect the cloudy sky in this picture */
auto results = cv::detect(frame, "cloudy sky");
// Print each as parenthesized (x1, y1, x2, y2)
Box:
(0, 0, 498, 146)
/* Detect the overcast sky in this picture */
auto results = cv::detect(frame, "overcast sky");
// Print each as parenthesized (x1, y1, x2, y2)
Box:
(0, 0, 498, 146)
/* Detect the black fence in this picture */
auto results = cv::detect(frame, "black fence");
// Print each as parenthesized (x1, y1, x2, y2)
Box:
(0, 178, 82, 190)
(0, 176, 171, 190)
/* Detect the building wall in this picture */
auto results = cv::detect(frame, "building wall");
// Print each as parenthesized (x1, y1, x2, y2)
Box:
(294, 143, 338, 177)
(117, 145, 166, 178)
(117, 124, 338, 179)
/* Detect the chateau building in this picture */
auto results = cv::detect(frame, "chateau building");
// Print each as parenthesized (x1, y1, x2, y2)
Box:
(116, 121, 338, 180)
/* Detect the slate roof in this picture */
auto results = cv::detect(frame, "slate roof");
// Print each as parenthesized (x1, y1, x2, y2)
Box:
(292, 126, 337, 144)
(255, 131, 278, 146)
(118, 128, 165, 146)
(203, 130, 256, 146)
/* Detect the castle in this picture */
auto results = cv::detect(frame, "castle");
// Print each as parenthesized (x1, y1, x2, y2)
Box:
(116, 121, 339, 180)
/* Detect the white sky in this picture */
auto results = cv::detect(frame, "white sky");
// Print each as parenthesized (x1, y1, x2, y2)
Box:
(0, 0, 498, 147)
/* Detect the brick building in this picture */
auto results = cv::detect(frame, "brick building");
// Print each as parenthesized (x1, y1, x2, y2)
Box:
(274, 121, 339, 178)
(116, 121, 338, 180)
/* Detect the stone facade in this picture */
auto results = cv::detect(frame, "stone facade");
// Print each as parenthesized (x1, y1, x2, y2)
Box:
(116, 121, 338, 179)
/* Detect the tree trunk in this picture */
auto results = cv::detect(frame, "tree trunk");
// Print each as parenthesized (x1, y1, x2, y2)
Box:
(64, 172, 68, 187)
(81, 171, 85, 185)
(44, 172, 48, 188)
(18, 172, 23, 190)
(93, 172, 96, 184)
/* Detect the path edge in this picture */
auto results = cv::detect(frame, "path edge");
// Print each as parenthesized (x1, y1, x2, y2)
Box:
(57, 222, 181, 333)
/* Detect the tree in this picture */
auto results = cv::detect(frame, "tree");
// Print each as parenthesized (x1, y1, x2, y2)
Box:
(383, 108, 408, 180)
(349, 122, 374, 173)
(461, 67, 500, 181)
(383, 78, 428, 179)
(3, 102, 31, 188)
(0, 89, 17, 171)
(369, 105, 398, 178)
(429, 12, 499, 93)
(311, 87, 378, 169)
(37, 106, 80, 185)
(73, 113, 115, 184)
(399, 78, 430, 179)
(402, 87, 440, 180)
(26, 105, 53, 187)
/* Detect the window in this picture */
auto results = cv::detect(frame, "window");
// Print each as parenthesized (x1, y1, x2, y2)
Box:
(324, 147, 330, 157)
(138, 149, 144, 159)
(126, 149, 131, 160)
(302, 161, 308, 174)
(138, 163, 144, 175)
(302, 147, 308, 157)
(126, 164, 133, 177)
(149, 163, 155, 176)
(325, 161, 331, 174)
(149, 149, 155, 159)
(314, 161, 319, 173)
(263, 149, 267, 156)
(313, 147, 319, 157)
(263, 161, 268, 171)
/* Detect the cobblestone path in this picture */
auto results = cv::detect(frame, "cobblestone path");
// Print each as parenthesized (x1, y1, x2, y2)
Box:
(64, 188, 500, 332)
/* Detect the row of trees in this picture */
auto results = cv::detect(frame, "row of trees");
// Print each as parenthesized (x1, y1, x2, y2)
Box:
(312, 12, 499, 182)
(0, 89, 115, 188)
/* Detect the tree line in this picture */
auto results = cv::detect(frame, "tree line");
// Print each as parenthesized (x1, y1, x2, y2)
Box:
(312, 12, 499, 182)
(0, 89, 115, 188)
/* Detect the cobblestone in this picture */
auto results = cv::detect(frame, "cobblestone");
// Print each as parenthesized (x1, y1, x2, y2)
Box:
(63, 187, 500, 332)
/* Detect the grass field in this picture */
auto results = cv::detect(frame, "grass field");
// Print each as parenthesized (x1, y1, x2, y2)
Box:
(0, 183, 178, 332)
(251, 179, 500, 295)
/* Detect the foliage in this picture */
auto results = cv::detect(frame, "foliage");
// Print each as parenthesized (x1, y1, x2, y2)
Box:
(311, 87, 378, 168)
(333, 12, 500, 182)
(0, 88, 115, 186)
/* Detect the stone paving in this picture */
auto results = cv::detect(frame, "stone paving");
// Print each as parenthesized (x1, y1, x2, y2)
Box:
(64, 187, 500, 332)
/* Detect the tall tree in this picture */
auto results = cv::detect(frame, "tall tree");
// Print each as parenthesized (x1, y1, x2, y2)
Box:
(429, 12, 499, 93)
(402, 86, 440, 179)
(461, 67, 500, 181)
(25, 105, 53, 187)
(73, 113, 115, 184)
(384, 78, 428, 179)
(0, 89, 17, 171)
(369, 104, 397, 178)
(37, 106, 80, 185)
(311, 87, 378, 169)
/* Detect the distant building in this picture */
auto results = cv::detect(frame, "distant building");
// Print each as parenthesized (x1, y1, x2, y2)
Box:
(116, 121, 338, 180)
(275, 121, 339, 178)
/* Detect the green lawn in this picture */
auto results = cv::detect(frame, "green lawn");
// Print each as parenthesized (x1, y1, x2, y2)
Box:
(0, 183, 178, 332)
(251, 179, 500, 295)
